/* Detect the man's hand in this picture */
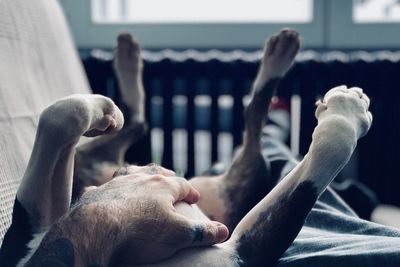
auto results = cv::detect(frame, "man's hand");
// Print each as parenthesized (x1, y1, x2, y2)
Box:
(73, 164, 229, 265)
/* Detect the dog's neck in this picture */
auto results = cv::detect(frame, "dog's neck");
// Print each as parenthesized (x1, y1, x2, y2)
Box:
(24, 205, 124, 267)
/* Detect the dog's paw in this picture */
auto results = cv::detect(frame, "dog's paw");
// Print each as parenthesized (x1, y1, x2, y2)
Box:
(113, 33, 142, 76)
(80, 94, 124, 137)
(256, 29, 300, 83)
(40, 94, 124, 142)
(315, 85, 373, 138)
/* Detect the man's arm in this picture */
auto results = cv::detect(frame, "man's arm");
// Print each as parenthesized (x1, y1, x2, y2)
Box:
(25, 169, 229, 267)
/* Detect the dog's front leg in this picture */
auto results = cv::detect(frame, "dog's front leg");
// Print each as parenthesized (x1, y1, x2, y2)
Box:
(224, 86, 373, 266)
(16, 94, 124, 230)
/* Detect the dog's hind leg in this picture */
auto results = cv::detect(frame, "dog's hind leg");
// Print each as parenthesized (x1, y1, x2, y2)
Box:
(224, 86, 373, 266)
(113, 33, 145, 125)
(73, 34, 146, 188)
(190, 29, 300, 231)
(73, 122, 146, 201)
(16, 94, 124, 230)
(72, 34, 147, 200)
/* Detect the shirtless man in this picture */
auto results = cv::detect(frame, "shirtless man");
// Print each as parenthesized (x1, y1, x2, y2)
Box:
(0, 29, 373, 266)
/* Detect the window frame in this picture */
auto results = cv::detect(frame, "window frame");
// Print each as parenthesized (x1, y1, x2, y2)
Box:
(328, 0, 400, 49)
(59, 0, 400, 49)
(60, 0, 324, 49)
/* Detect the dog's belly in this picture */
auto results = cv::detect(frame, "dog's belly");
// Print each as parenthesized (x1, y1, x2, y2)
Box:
(136, 245, 241, 267)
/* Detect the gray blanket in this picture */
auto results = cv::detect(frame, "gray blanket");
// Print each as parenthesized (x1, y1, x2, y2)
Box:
(279, 187, 400, 266)
(261, 137, 400, 266)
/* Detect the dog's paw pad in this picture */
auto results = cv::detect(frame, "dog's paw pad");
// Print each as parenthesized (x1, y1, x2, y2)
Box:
(316, 85, 372, 138)
(82, 95, 124, 137)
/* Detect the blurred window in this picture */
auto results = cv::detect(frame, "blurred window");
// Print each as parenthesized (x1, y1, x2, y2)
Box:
(353, 0, 400, 23)
(92, 0, 313, 23)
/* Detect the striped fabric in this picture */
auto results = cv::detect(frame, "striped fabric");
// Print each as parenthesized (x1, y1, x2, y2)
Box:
(0, 0, 90, 245)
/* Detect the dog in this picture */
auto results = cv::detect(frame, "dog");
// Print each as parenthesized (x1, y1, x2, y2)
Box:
(0, 29, 372, 267)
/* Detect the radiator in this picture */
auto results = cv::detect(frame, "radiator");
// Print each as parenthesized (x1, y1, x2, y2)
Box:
(82, 49, 400, 206)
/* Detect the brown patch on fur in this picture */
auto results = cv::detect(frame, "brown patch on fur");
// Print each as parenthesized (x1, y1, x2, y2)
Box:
(236, 181, 318, 266)
(223, 152, 272, 231)
(221, 78, 282, 231)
